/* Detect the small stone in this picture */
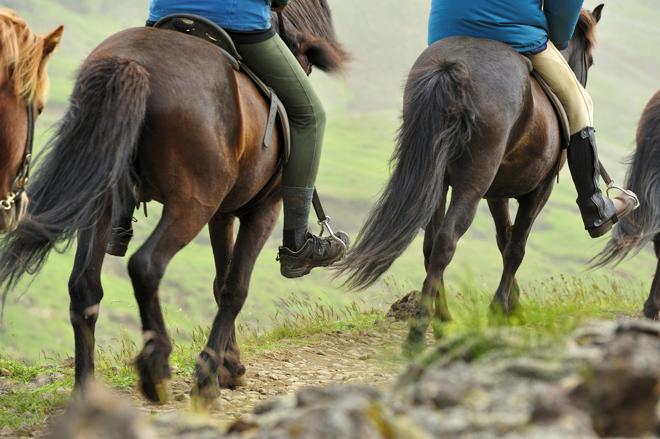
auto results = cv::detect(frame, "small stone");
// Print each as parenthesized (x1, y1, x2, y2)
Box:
(174, 393, 189, 402)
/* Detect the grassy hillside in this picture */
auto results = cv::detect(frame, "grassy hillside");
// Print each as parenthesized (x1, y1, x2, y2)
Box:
(1, 0, 658, 361)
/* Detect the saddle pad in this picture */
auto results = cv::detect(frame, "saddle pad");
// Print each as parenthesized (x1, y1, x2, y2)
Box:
(154, 14, 291, 161)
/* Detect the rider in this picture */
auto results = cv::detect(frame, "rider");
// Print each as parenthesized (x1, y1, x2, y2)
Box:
(115, 0, 349, 277)
(428, 0, 638, 238)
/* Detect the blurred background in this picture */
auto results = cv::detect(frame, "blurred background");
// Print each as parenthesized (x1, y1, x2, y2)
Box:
(1, 0, 658, 361)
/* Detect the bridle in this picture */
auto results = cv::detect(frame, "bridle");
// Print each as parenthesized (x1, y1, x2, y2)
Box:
(1, 102, 34, 211)
(575, 44, 589, 88)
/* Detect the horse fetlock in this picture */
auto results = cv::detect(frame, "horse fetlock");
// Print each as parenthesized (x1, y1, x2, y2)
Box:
(192, 351, 222, 399)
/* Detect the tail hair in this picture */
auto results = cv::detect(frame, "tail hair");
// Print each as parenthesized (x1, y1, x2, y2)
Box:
(335, 61, 479, 289)
(593, 93, 660, 266)
(0, 57, 149, 313)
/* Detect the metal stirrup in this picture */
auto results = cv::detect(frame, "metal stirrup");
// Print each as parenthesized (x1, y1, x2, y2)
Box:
(599, 159, 641, 210)
(312, 189, 346, 250)
(606, 182, 641, 210)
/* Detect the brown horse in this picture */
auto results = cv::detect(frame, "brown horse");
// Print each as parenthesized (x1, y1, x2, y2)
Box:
(0, 9, 62, 232)
(337, 7, 604, 350)
(595, 91, 660, 318)
(0, 1, 346, 402)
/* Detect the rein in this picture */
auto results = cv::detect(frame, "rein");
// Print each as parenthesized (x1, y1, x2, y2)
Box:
(1, 103, 34, 211)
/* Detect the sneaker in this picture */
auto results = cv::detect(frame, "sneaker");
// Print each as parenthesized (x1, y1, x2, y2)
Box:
(278, 232, 350, 279)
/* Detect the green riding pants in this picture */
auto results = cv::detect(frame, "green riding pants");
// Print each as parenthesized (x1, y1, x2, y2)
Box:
(235, 34, 325, 190)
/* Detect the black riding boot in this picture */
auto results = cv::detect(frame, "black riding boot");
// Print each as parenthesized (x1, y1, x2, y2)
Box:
(278, 187, 349, 278)
(567, 127, 617, 238)
(106, 212, 134, 257)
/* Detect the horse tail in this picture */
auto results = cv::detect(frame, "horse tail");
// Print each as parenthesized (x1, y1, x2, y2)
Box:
(594, 93, 660, 267)
(336, 60, 479, 289)
(0, 57, 149, 294)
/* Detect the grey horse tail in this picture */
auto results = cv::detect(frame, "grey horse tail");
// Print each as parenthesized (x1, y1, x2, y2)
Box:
(593, 94, 660, 267)
(335, 60, 479, 289)
(0, 57, 150, 316)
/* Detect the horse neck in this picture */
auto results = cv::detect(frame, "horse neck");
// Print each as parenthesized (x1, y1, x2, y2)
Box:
(0, 81, 26, 196)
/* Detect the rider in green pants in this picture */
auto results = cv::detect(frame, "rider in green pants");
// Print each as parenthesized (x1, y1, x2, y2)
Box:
(107, 0, 349, 278)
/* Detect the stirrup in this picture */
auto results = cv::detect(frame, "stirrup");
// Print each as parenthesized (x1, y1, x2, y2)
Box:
(318, 217, 347, 250)
(606, 182, 640, 211)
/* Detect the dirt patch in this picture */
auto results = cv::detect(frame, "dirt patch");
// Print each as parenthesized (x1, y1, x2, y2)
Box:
(128, 324, 407, 426)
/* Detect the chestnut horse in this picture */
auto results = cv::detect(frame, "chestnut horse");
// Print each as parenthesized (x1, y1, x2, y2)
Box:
(0, 9, 62, 231)
(338, 7, 604, 350)
(595, 91, 660, 318)
(0, 1, 346, 402)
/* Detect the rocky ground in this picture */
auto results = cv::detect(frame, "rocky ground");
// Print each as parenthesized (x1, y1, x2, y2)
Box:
(44, 318, 660, 439)
(1, 321, 407, 438)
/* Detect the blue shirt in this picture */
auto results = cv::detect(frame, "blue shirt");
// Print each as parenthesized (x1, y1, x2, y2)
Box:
(428, 0, 583, 53)
(148, 0, 273, 32)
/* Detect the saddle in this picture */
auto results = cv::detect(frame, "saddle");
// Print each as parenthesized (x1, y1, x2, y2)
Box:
(520, 56, 571, 148)
(154, 14, 291, 160)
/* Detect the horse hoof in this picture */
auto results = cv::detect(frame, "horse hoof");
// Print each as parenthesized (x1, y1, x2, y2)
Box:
(191, 379, 221, 403)
(218, 363, 247, 389)
(643, 303, 659, 320)
(431, 319, 444, 340)
(403, 329, 426, 358)
(139, 379, 169, 404)
(135, 349, 172, 403)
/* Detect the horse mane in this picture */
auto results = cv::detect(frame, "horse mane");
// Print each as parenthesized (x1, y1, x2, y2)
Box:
(0, 8, 47, 103)
(279, 0, 349, 72)
(576, 9, 598, 54)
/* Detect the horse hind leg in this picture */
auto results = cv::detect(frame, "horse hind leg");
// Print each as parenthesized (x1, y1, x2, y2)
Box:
(68, 205, 111, 390)
(490, 178, 555, 317)
(129, 201, 218, 402)
(487, 198, 521, 306)
(407, 187, 482, 352)
(193, 198, 281, 401)
(642, 236, 660, 319)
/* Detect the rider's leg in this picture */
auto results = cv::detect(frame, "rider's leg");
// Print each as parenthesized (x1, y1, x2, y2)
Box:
(235, 33, 348, 277)
(527, 41, 637, 237)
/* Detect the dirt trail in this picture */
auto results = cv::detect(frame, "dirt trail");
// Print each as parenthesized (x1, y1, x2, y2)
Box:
(126, 322, 407, 427)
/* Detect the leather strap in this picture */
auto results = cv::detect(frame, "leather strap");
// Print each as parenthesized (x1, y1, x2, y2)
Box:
(312, 189, 327, 223)
(263, 88, 280, 149)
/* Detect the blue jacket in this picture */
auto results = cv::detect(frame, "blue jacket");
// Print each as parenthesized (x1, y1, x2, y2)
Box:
(148, 0, 283, 32)
(428, 0, 583, 53)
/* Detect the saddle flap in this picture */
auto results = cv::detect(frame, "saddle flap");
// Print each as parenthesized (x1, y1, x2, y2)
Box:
(153, 14, 290, 163)
(154, 14, 241, 70)
(531, 70, 571, 148)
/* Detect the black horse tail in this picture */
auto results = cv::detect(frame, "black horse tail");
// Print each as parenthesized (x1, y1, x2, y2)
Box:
(336, 60, 479, 289)
(0, 57, 149, 296)
(593, 94, 660, 267)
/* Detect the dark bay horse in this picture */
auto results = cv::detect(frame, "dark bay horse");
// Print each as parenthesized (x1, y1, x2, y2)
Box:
(338, 7, 604, 349)
(0, 1, 346, 402)
(595, 91, 660, 318)
(0, 9, 62, 231)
